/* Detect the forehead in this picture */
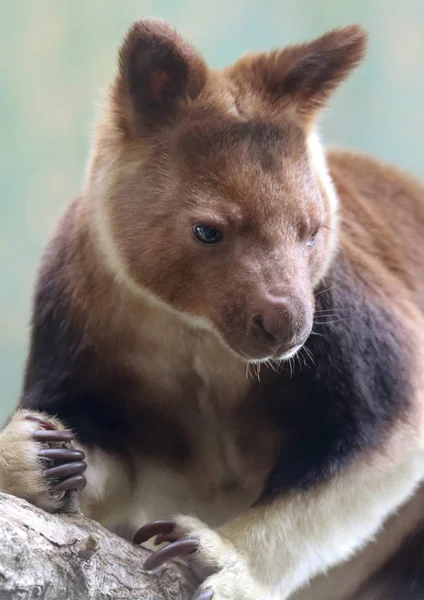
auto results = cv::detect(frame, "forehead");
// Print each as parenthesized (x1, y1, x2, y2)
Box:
(176, 116, 323, 223)
(179, 117, 303, 171)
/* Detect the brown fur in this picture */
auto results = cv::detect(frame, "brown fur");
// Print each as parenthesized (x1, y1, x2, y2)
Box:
(2, 19, 424, 599)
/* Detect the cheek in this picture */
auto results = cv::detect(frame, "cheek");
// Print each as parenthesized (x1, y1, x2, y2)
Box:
(169, 253, 247, 327)
(108, 201, 247, 326)
(129, 241, 225, 321)
(308, 231, 333, 284)
(142, 251, 199, 308)
(108, 209, 192, 305)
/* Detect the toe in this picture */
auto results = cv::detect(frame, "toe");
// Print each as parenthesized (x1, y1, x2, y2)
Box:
(51, 474, 86, 492)
(143, 538, 199, 571)
(25, 414, 58, 430)
(134, 519, 177, 545)
(33, 430, 75, 442)
(38, 448, 85, 462)
(44, 461, 87, 480)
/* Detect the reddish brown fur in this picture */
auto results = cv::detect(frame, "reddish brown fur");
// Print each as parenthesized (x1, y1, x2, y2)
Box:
(85, 23, 368, 361)
(331, 151, 424, 309)
(226, 24, 367, 122)
(2, 19, 424, 599)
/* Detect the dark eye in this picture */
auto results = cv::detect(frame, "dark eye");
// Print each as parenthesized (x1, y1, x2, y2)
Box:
(194, 224, 223, 245)
(307, 229, 319, 247)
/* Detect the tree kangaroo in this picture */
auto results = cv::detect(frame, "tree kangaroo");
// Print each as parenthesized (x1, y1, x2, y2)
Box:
(2, 19, 424, 599)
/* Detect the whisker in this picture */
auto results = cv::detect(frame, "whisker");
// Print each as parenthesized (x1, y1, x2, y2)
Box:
(314, 318, 348, 325)
(274, 358, 285, 374)
(286, 356, 294, 378)
(265, 358, 273, 374)
(294, 351, 302, 371)
(303, 345, 316, 367)
(314, 285, 335, 298)
(268, 358, 280, 374)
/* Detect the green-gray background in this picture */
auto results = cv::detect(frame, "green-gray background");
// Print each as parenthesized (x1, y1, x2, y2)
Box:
(1, 1, 423, 420)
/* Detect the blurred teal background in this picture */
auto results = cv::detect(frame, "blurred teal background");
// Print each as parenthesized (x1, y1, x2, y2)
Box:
(1, 1, 423, 420)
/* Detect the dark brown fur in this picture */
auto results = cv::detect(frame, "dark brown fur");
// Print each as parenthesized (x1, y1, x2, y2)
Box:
(3, 19, 424, 599)
(353, 523, 424, 599)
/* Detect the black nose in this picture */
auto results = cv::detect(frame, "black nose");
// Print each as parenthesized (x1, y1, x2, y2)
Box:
(250, 295, 311, 355)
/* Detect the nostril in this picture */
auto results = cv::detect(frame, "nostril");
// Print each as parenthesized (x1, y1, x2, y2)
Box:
(252, 314, 264, 331)
(251, 314, 277, 343)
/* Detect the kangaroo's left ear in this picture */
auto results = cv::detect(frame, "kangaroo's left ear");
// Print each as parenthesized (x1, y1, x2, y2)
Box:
(112, 18, 208, 135)
(228, 25, 368, 122)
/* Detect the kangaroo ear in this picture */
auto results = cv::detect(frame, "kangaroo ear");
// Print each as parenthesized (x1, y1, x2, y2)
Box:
(230, 25, 368, 122)
(113, 19, 208, 134)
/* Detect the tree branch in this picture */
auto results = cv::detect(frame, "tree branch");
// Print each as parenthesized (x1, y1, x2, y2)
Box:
(0, 493, 197, 599)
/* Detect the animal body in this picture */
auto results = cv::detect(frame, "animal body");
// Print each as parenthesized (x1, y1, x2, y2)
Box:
(1, 19, 424, 600)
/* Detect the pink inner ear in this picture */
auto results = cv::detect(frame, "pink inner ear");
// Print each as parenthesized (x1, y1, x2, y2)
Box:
(150, 69, 170, 102)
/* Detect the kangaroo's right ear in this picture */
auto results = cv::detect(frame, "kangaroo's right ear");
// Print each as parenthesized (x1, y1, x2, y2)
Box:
(112, 19, 208, 135)
(228, 25, 368, 124)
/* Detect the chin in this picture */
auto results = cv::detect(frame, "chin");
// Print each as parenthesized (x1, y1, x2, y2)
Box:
(243, 342, 306, 364)
(222, 335, 307, 364)
(277, 342, 305, 361)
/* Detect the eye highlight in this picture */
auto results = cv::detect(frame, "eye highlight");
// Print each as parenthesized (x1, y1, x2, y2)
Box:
(306, 228, 319, 247)
(194, 224, 223, 245)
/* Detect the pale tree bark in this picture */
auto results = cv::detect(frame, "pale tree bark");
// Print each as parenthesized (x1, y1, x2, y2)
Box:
(0, 493, 198, 600)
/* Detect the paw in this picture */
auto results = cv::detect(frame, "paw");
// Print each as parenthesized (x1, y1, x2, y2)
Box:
(0, 410, 87, 512)
(134, 516, 265, 600)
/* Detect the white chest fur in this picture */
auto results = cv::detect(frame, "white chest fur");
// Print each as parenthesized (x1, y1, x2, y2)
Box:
(120, 302, 264, 530)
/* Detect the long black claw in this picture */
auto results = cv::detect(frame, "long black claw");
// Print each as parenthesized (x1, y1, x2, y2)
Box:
(44, 461, 87, 480)
(25, 414, 58, 430)
(134, 520, 177, 545)
(33, 430, 75, 442)
(39, 448, 85, 462)
(51, 474, 86, 492)
(143, 538, 199, 571)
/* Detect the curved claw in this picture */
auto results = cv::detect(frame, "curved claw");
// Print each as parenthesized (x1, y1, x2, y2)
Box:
(134, 520, 177, 545)
(39, 448, 85, 462)
(143, 538, 199, 571)
(44, 461, 87, 480)
(154, 530, 182, 545)
(33, 430, 75, 442)
(192, 591, 214, 600)
(51, 474, 86, 492)
(25, 414, 58, 430)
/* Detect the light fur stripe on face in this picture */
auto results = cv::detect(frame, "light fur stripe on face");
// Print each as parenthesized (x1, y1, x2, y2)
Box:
(306, 128, 340, 277)
(89, 161, 215, 334)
